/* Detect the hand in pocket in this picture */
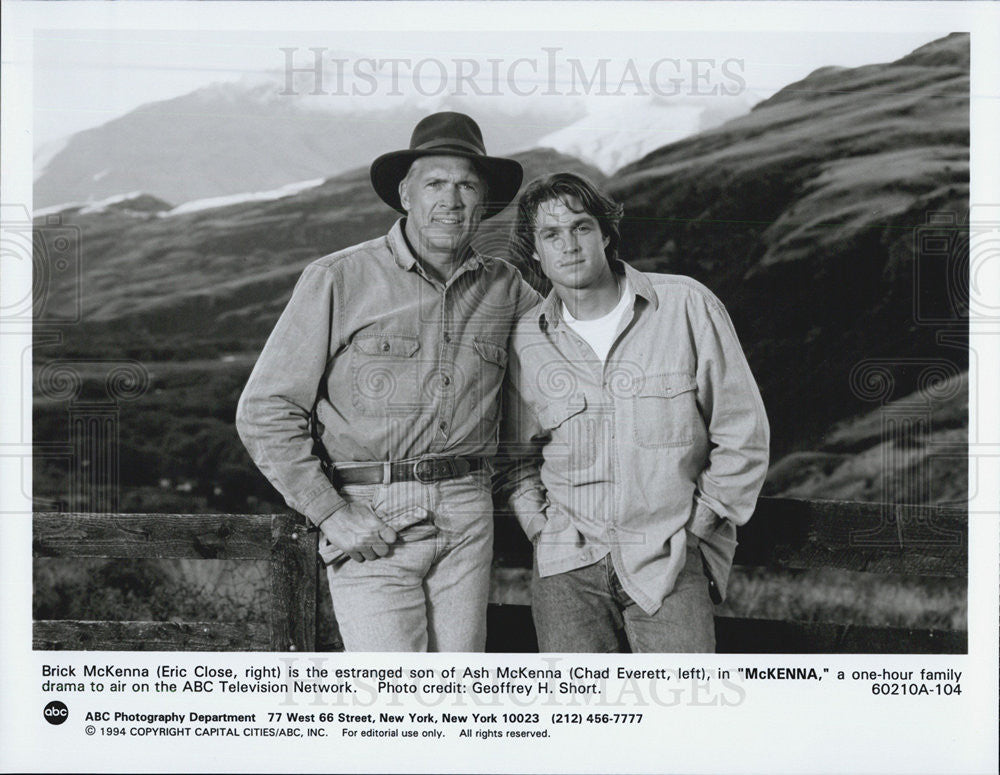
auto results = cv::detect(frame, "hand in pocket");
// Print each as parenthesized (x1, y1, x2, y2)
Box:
(320, 502, 398, 563)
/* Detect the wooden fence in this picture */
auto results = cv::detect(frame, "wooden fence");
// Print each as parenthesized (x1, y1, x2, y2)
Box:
(32, 497, 967, 653)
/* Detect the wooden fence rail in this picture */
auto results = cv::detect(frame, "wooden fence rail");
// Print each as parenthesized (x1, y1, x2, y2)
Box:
(33, 496, 967, 654)
(33, 512, 313, 652)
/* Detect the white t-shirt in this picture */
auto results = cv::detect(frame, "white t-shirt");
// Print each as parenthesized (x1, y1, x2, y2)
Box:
(562, 277, 635, 364)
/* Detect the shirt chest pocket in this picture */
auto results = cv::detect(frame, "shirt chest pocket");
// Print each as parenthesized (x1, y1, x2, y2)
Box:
(471, 337, 508, 422)
(632, 375, 700, 449)
(539, 394, 598, 470)
(350, 333, 423, 416)
(473, 338, 508, 370)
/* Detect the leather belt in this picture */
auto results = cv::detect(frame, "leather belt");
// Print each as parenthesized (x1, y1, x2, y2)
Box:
(329, 456, 487, 486)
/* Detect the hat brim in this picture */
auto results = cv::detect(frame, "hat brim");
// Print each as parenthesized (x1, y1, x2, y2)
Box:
(370, 149, 523, 220)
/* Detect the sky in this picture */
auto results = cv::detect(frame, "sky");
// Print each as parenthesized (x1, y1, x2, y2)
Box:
(32, 27, 951, 148)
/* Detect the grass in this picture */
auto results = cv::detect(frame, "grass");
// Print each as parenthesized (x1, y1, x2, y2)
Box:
(37, 559, 967, 639)
(487, 565, 966, 633)
(720, 566, 966, 631)
(33, 558, 269, 624)
(34, 555, 346, 652)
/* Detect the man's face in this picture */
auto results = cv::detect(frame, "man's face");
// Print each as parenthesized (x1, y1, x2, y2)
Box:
(532, 195, 612, 291)
(399, 156, 486, 256)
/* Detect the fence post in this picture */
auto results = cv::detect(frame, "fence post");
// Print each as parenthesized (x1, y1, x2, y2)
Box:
(269, 513, 317, 651)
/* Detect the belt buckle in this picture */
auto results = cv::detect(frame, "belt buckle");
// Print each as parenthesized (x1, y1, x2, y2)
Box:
(413, 457, 454, 483)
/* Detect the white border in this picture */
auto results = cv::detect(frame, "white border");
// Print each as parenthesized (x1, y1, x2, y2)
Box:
(2, 3, 998, 774)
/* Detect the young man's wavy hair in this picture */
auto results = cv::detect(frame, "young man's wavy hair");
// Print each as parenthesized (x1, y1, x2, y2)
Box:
(509, 172, 625, 284)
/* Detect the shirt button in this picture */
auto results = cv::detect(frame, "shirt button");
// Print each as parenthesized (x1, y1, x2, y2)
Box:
(443, 332, 451, 343)
(442, 375, 451, 386)
(380, 341, 390, 352)
(439, 420, 448, 432)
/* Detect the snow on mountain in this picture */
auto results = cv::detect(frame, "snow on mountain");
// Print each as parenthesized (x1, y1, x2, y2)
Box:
(32, 75, 585, 209)
(34, 191, 157, 218)
(164, 177, 326, 216)
(33, 52, 755, 208)
(78, 191, 147, 215)
(34, 177, 329, 220)
(536, 95, 758, 174)
(33, 201, 84, 218)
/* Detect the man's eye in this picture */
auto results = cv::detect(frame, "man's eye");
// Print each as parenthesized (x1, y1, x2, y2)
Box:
(575, 224, 591, 233)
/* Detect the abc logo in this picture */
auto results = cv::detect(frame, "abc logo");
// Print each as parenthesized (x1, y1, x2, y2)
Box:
(44, 701, 69, 725)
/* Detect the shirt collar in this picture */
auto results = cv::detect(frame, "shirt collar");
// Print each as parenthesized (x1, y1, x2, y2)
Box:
(386, 218, 487, 275)
(536, 260, 656, 331)
(624, 261, 658, 309)
(387, 219, 418, 271)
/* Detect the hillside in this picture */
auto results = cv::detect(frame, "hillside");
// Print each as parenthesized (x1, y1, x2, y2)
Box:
(34, 73, 754, 210)
(37, 148, 605, 346)
(765, 371, 966, 505)
(32, 34, 969, 512)
(534, 94, 757, 174)
(609, 32, 968, 456)
(33, 83, 585, 209)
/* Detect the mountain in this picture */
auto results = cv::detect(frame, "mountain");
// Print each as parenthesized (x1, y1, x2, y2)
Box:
(32, 34, 969, 509)
(34, 148, 605, 340)
(609, 32, 969, 457)
(33, 80, 586, 209)
(34, 72, 755, 210)
(35, 191, 174, 218)
(765, 371, 966, 506)
(536, 95, 758, 174)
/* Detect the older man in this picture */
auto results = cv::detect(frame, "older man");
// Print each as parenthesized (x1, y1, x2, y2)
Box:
(501, 173, 769, 652)
(237, 113, 538, 652)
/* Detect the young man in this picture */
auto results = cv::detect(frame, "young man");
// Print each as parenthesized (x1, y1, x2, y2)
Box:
(237, 113, 538, 652)
(501, 173, 769, 652)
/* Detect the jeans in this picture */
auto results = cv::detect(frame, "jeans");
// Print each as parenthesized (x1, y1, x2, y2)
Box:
(531, 540, 715, 653)
(324, 472, 493, 652)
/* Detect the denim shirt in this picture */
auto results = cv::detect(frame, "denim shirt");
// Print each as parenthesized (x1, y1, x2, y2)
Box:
(500, 263, 769, 614)
(237, 219, 539, 526)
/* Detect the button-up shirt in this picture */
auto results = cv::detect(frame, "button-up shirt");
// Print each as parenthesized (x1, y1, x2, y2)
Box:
(237, 219, 539, 526)
(501, 262, 769, 614)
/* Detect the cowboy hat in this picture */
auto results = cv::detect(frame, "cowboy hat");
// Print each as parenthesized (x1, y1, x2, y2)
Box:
(370, 112, 523, 219)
